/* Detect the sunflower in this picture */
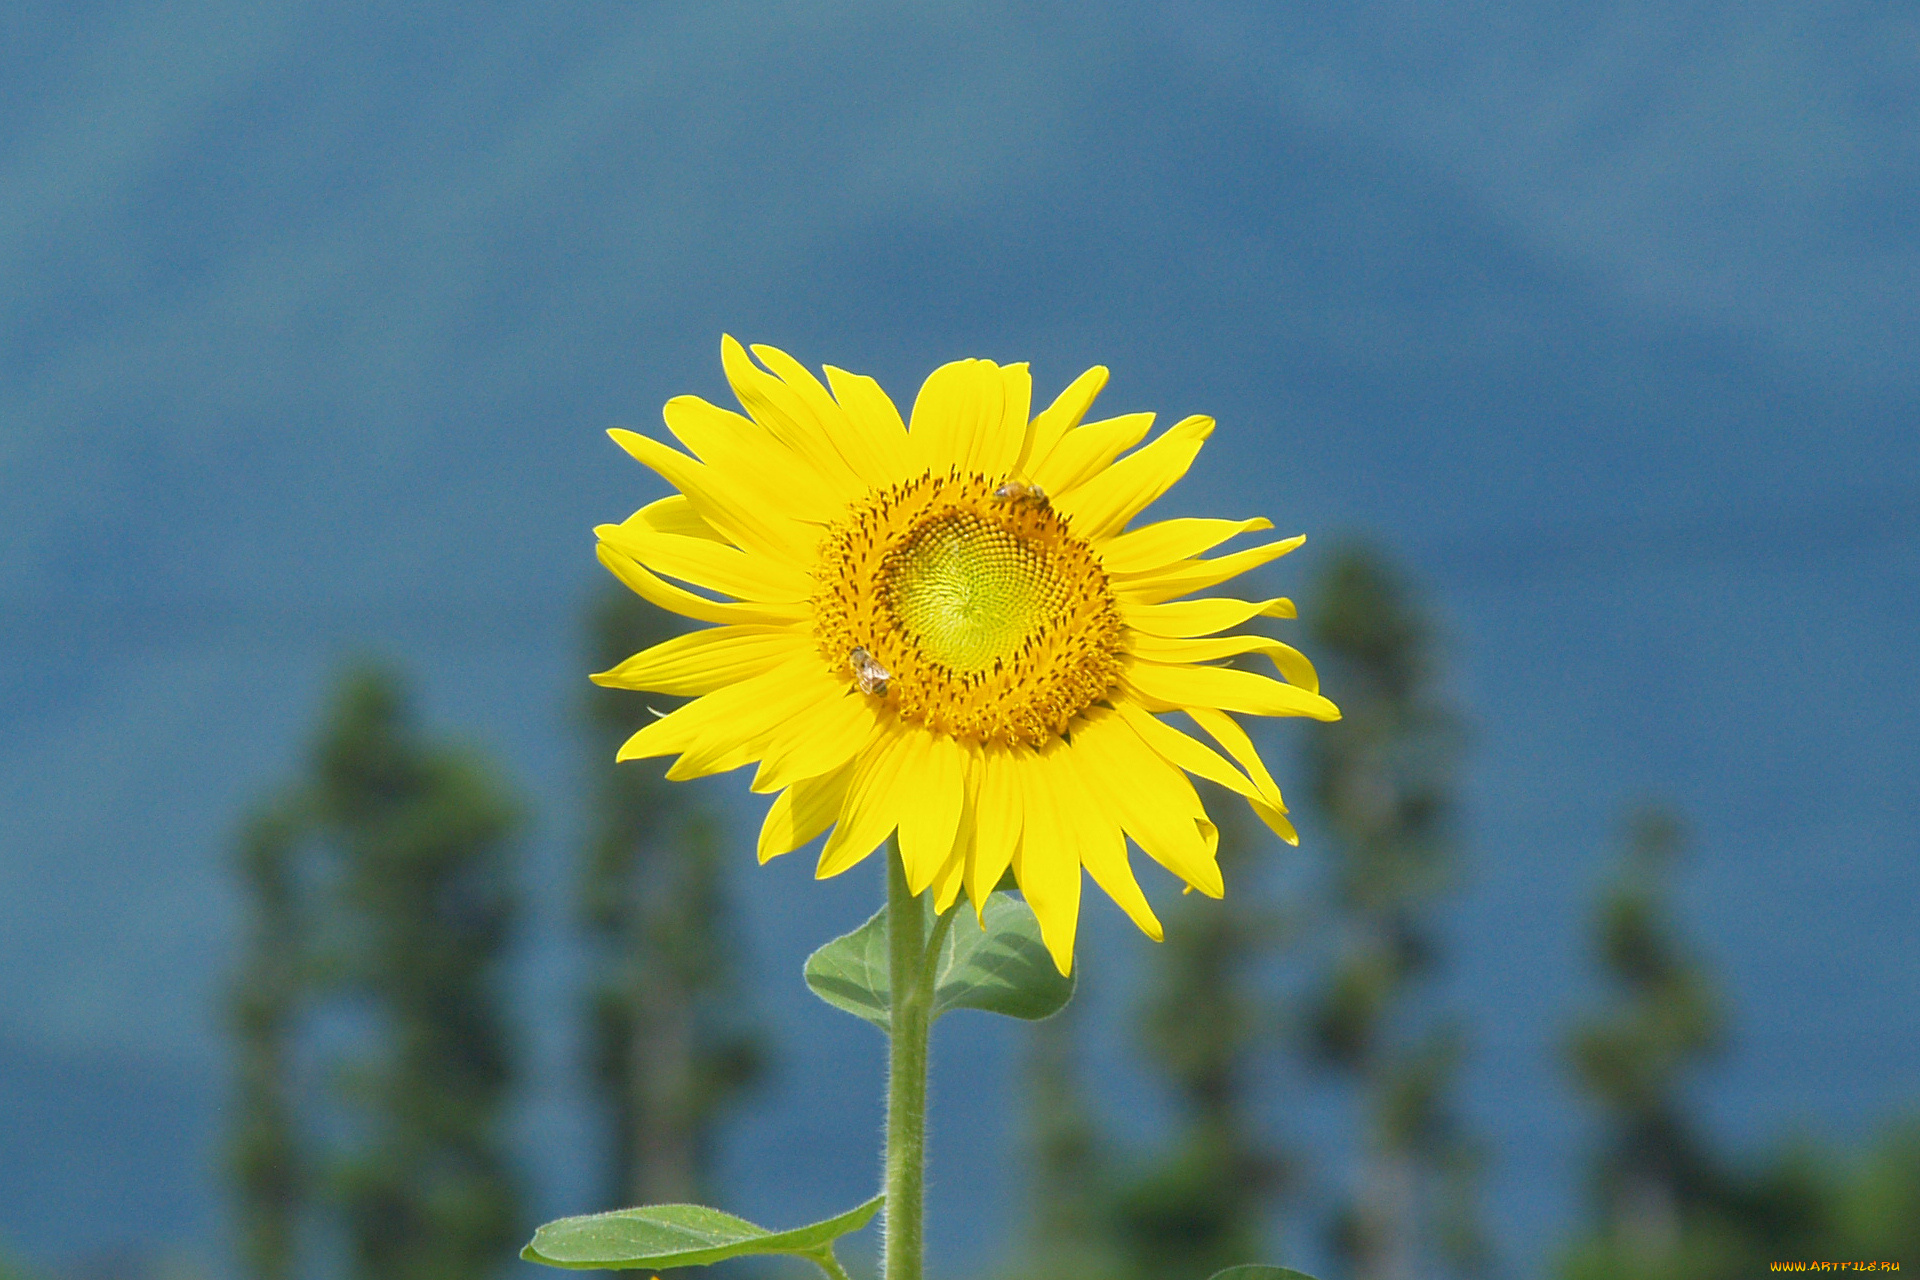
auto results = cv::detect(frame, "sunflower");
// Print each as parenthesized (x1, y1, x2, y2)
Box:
(593, 337, 1340, 973)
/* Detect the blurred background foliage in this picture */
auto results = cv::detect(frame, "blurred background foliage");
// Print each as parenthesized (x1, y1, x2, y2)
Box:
(200, 547, 1913, 1280)
(576, 588, 766, 1216)
(229, 669, 524, 1280)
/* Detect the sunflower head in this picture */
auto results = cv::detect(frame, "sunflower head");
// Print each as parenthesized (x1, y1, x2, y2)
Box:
(593, 336, 1339, 973)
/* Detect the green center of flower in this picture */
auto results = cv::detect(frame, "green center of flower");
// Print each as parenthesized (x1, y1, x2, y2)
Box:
(880, 512, 1067, 674)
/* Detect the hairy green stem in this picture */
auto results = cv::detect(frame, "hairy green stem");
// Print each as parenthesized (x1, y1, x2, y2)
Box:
(883, 843, 934, 1280)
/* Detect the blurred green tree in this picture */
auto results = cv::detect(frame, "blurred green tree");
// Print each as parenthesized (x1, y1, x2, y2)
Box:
(1303, 543, 1488, 1280)
(1012, 980, 1123, 1280)
(228, 803, 309, 1280)
(1111, 799, 1296, 1280)
(1558, 808, 1920, 1279)
(1833, 1117, 1920, 1261)
(579, 586, 765, 1210)
(1563, 808, 1726, 1267)
(316, 670, 524, 1280)
(227, 666, 525, 1280)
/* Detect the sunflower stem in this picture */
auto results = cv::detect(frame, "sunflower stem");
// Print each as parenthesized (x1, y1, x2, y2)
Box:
(882, 840, 933, 1280)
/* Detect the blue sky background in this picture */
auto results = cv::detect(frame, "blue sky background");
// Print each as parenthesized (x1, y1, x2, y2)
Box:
(2, 2, 1916, 1276)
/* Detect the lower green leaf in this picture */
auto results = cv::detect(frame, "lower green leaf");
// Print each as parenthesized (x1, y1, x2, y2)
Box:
(1206, 1268, 1321, 1280)
(803, 890, 1075, 1032)
(931, 892, 1075, 1022)
(521, 1193, 882, 1270)
(803, 902, 892, 1030)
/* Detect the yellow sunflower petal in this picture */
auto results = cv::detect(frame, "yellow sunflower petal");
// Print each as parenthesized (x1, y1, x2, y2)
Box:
(1121, 594, 1297, 636)
(1183, 705, 1289, 813)
(1123, 632, 1320, 693)
(1126, 659, 1340, 721)
(965, 745, 1024, 920)
(721, 337, 870, 503)
(749, 344, 901, 491)
(907, 359, 1013, 479)
(598, 520, 814, 603)
(991, 363, 1034, 477)
(898, 733, 967, 895)
(1113, 698, 1265, 805)
(1112, 699, 1298, 844)
(597, 544, 808, 627)
(1068, 708, 1224, 897)
(1012, 743, 1083, 975)
(608, 428, 814, 566)
(930, 747, 981, 914)
(823, 364, 916, 484)
(750, 685, 882, 794)
(631, 494, 727, 542)
(1012, 365, 1108, 477)
(1259, 806, 1299, 843)
(591, 624, 810, 695)
(931, 837, 969, 915)
(816, 728, 915, 879)
(759, 760, 856, 862)
(1027, 412, 1155, 495)
(661, 394, 847, 524)
(615, 657, 814, 765)
(1057, 743, 1162, 941)
(1054, 415, 1214, 542)
(1098, 516, 1274, 575)
(1114, 536, 1308, 607)
(664, 664, 839, 780)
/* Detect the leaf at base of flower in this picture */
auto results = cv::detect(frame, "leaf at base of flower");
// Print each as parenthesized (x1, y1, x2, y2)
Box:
(802, 903, 891, 1030)
(1206, 1268, 1321, 1280)
(521, 1194, 881, 1269)
(803, 891, 1074, 1032)
(931, 892, 1075, 1021)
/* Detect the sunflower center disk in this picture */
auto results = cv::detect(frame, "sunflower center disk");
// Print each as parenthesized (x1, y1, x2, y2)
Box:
(883, 516, 1062, 673)
(813, 472, 1124, 747)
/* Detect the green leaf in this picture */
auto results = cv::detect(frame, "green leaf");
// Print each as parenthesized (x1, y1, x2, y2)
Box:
(1206, 1268, 1321, 1280)
(521, 1193, 881, 1270)
(803, 892, 1075, 1032)
(931, 892, 1075, 1021)
(803, 902, 892, 1030)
